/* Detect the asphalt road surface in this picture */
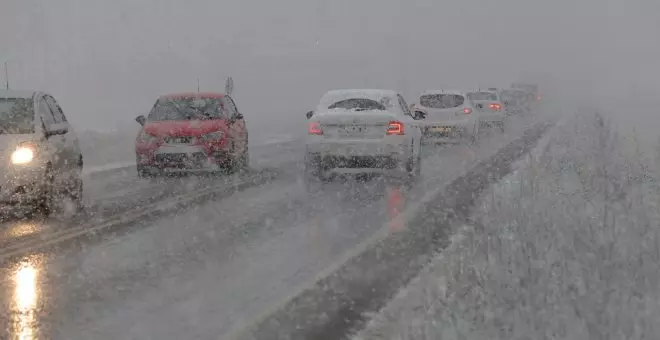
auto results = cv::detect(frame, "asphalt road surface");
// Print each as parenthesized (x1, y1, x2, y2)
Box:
(0, 111, 550, 340)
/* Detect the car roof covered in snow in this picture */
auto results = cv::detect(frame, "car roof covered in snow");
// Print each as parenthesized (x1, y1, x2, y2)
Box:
(420, 89, 466, 96)
(0, 90, 38, 99)
(159, 92, 226, 100)
(317, 89, 399, 109)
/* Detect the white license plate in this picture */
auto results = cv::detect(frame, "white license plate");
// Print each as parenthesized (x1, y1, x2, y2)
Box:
(340, 125, 368, 135)
(430, 127, 452, 133)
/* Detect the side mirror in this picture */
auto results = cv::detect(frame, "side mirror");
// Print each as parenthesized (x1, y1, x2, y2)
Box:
(135, 115, 146, 126)
(305, 111, 314, 119)
(234, 113, 244, 120)
(413, 110, 427, 120)
(45, 123, 68, 137)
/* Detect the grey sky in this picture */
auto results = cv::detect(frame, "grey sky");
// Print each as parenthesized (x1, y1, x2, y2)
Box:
(2, 0, 659, 134)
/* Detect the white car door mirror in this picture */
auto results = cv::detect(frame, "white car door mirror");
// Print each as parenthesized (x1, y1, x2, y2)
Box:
(45, 123, 68, 137)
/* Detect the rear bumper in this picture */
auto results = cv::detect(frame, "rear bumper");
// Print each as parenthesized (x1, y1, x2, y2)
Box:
(305, 153, 407, 176)
(137, 145, 234, 173)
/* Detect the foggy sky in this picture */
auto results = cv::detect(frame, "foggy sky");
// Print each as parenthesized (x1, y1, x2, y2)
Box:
(3, 0, 659, 137)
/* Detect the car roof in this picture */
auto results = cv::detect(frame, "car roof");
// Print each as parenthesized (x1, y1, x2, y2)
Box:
(0, 90, 38, 99)
(159, 92, 226, 100)
(323, 89, 398, 98)
(421, 89, 465, 96)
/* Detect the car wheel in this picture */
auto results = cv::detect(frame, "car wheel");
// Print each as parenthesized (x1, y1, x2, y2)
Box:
(36, 167, 54, 217)
(470, 124, 480, 145)
(303, 154, 325, 193)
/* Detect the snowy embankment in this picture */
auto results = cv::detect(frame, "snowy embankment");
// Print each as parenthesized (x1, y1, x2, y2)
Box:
(354, 111, 660, 339)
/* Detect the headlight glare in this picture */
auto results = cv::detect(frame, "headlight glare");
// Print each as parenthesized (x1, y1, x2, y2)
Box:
(11, 146, 35, 164)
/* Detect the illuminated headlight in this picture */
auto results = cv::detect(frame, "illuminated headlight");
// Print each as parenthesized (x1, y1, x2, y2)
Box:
(11, 146, 36, 165)
(199, 131, 224, 143)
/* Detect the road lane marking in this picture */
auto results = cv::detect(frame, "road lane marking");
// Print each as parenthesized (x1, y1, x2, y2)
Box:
(0, 170, 279, 261)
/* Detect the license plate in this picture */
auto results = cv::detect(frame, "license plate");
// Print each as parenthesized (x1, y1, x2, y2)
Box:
(340, 125, 367, 135)
(430, 127, 451, 133)
(164, 136, 194, 144)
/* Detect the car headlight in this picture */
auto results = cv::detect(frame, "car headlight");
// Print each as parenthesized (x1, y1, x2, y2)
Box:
(11, 145, 36, 165)
(199, 131, 224, 143)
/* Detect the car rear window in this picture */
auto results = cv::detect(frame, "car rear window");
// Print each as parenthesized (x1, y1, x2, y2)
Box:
(0, 98, 35, 134)
(419, 94, 465, 109)
(327, 98, 387, 111)
(148, 97, 229, 121)
(467, 92, 498, 101)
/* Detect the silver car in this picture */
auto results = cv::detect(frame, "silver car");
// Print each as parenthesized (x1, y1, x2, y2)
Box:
(0, 90, 83, 216)
(466, 90, 507, 132)
(303, 89, 423, 187)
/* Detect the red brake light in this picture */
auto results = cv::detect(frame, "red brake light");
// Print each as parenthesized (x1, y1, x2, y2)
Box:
(308, 122, 323, 135)
(463, 108, 472, 114)
(386, 121, 404, 135)
(489, 103, 501, 110)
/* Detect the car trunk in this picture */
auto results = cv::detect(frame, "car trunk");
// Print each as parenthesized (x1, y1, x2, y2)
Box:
(315, 110, 395, 140)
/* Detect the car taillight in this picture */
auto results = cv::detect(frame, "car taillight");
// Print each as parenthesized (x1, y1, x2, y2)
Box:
(386, 121, 404, 135)
(489, 103, 501, 110)
(308, 122, 323, 135)
(463, 108, 472, 114)
(137, 131, 159, 144)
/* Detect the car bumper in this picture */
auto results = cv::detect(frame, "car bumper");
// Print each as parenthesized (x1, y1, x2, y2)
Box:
(137, 145, 232, 174)
(305, 141, 408, 175)
(420, 121, 471, 143)
(0, 167, 47, 204)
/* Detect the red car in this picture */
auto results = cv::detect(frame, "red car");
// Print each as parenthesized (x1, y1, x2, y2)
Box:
(134, 80, 248, 177)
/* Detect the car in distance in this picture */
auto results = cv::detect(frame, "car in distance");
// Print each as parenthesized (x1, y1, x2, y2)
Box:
(303, 89, 423, 187)
(466, 89, 506, 132)
(0, 90, 84, 216)
(134, 78, 248, 177)
(410, 90, 482, 144)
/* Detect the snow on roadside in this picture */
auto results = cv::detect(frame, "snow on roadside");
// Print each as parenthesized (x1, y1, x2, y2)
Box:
(353, 110, 660, 340)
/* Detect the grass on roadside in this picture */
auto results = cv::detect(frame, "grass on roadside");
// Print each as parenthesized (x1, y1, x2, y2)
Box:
(354, 111, 660, 340)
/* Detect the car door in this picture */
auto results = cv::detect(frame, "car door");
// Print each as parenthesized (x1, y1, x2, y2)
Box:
(224, 95, 247, 156)
(45, 95, 81, 174)
(37, 96, 67, 179)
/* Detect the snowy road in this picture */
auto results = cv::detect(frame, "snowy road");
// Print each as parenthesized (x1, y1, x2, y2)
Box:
(0, 113, 547, 339)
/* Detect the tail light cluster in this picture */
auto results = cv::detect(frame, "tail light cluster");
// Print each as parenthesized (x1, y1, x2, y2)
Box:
(489, 103, 502, 110)
(386, 121, 404, 135)
(308, 122, 323, 135)
(462, 108, 472, 114)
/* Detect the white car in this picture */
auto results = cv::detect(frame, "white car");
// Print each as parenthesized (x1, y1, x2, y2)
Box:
(303, 89, 423, 186)
(410, 90, 482, 144)
(466, 90, 507, 132)
(0, 90, 84, 215)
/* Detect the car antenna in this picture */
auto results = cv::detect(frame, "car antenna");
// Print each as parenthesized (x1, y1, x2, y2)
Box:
(196, 78, 200, 92)
(4, 61, 9, 90)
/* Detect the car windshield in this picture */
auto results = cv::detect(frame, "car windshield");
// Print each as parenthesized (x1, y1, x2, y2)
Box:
(148, 97, 228, 121)
(0, 98, 35, 134)
(467, 92, 498, 101)
(327, 98, 387, 111)
(419, 94, 465, 109)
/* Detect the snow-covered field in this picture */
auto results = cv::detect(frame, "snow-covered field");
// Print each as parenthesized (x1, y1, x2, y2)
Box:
(354, 110, 660, 339)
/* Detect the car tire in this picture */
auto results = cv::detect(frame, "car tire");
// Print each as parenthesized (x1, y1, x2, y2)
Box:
(36, 166, 54, 217)
(470, 124, 480, 145)
(303, 154, 325, 193)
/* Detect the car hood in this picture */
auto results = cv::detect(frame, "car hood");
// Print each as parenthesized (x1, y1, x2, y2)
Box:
(143, 120, 229, 137)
